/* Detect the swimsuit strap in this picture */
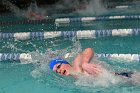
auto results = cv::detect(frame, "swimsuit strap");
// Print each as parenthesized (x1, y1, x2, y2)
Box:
(115, 72, 133, 78)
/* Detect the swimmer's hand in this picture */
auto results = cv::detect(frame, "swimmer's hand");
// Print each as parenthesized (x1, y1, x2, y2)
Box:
(82, 63, 103, 75)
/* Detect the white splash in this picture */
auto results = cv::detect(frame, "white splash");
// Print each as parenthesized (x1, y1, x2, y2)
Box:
(74, 69, 123, 87)
(29, 40, 82, 78)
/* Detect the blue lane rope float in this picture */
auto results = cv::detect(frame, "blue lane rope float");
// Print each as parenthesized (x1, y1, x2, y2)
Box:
(0, 53, 32, 64)
(0, 28, 140, 40)
(1, 15, 140, 26)
(0, 53, 20, 61)
(0, 53, 140, 63)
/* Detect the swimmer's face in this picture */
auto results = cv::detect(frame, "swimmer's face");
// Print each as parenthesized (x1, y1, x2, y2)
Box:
(53, 63, 71, 76)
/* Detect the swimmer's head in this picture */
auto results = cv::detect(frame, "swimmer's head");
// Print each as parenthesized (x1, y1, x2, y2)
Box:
(49, 58, 69, 70)
(49, 58, 71, 76)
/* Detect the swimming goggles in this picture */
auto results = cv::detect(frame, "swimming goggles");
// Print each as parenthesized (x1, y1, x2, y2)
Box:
(56, 63, 62, 72)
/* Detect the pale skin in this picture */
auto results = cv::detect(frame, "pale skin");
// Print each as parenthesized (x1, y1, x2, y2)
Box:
(26, 11, 44, 20)
(53, 48, 103, 76)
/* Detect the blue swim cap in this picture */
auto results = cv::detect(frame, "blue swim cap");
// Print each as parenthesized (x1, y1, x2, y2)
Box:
(49, 58, 69, 70)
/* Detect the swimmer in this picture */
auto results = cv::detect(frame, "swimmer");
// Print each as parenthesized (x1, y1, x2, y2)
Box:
(49, 48, 138, 79)
(49, 48, 105, 77)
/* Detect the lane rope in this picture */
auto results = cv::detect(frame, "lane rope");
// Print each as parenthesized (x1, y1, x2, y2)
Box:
(1, 15, 140, 26)
(0, 53, 139, 64)
(0, 28, 140, 40)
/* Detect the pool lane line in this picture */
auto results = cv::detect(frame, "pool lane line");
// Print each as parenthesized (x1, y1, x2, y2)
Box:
(1, 15, 140, 26)
(55, 15, 140, 24)
(0, 53, 139, 63)
(0, 28, 140, 40)
(0, 18, 55, 26)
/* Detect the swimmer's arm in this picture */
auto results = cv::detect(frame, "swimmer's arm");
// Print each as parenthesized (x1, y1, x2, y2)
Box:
(81, 48, 94, 64)
(73, 48, 94, 72)
(81, 48, 102, 74)
(73, 54, 83, 72)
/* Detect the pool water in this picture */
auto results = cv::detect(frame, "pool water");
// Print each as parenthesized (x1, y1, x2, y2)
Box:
(1, 3, 140, 93)
(0, 36, 140, 93)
